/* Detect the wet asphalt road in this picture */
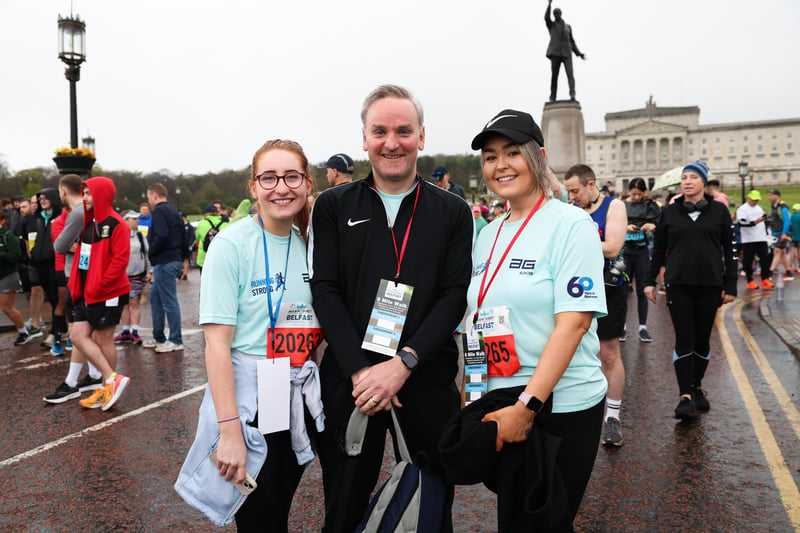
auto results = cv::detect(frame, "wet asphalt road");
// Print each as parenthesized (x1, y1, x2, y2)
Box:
(0, 272, 798, 532)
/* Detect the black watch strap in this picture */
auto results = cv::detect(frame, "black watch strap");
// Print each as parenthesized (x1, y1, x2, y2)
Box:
(397, 349, 418, 372)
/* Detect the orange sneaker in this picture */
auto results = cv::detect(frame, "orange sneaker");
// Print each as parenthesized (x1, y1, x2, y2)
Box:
(79, 386, 107, 409)
(761, 278, 775, 289)
(746, 280, 758, 290)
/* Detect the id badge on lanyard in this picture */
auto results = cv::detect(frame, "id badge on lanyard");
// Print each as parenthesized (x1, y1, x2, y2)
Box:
(461, 329, 487, 406)
(471, 305, 521, 377)
(255, 214, 292, 435)
(361, 279, 414, 357)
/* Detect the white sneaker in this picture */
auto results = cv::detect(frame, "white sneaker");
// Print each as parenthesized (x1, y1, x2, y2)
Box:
(142, 339, 159, 348)
(155, 340, 184, 353)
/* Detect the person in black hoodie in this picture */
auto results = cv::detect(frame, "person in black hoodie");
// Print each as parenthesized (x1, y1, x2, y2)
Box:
(20, 188, 62, 340)
(645, 161, 737, 420)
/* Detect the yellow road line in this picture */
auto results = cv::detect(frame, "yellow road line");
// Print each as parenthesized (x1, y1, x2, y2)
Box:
(717, 302, 800, 527)
(732, 299, 800, 443)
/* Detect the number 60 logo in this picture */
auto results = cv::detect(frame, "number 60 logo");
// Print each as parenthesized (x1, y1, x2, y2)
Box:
(567, 276, 594, 297)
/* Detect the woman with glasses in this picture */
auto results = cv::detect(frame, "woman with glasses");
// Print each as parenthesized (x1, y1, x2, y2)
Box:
(177, 139, 325, 530)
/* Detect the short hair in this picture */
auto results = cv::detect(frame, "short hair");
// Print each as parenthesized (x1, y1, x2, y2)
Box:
(628, 177, 647, 192)
(360, 84, 424, 128)
(140, 202, 149, 209)
(59, 174, 82, 195)
(707, 179, 720, 188)
(564, 164, 596, 186)
(147, 183, 168, 198)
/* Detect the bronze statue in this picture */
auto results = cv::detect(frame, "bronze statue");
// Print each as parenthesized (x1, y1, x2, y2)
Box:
(545, 0, 585, 102)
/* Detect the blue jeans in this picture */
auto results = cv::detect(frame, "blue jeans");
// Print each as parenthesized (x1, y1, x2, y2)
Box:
(151, 261, 183, 344)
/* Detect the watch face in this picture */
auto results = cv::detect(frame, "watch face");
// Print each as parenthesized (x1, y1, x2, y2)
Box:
(399, 350, 417, 370)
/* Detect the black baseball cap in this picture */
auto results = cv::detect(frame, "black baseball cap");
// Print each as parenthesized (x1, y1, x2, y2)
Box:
(317, 153, 355, 174)
(471, 109, 545, 150)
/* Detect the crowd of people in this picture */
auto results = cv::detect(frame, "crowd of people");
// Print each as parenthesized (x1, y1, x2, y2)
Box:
(4, 82, 776, 531)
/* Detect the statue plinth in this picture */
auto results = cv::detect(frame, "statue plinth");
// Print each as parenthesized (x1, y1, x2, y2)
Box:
(541, 100, 585, 177)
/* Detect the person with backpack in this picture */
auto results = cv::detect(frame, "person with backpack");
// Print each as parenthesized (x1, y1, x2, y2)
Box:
(113, 211, 151, 345)
(767, 189, 794, 280)
(195, 204, 229, 270)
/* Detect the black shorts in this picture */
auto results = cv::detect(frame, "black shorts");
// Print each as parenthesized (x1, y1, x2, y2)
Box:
(56, 271, 67, 287)
(597, 283, 628, 340)
(69, 294, 129, 330)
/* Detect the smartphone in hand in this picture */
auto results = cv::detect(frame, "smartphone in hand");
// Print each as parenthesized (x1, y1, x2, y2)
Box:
(208, 450, 257, 496)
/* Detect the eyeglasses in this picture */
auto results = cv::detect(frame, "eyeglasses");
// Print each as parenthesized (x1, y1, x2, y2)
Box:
(254, 172, 307, 190)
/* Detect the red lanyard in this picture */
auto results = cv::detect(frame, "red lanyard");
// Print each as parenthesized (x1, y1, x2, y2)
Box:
(475, 195, 545, 320)
(376, 181, 421, 281)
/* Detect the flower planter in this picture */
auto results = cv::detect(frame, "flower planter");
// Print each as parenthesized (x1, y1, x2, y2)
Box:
(53, 155, 95, 176)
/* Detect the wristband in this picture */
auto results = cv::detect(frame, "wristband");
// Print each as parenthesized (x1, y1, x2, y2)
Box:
(217, 415, 239, 424)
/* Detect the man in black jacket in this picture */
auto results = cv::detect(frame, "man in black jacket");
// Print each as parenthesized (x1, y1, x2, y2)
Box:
(309, 84, 473, 532)
(20, 188, 62, 340)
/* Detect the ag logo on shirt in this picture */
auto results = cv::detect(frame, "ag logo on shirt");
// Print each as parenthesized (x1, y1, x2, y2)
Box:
(567, 276, 597, 299)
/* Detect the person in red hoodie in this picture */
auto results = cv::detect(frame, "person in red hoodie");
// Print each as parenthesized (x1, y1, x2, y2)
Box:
(68, 177, 132, 411)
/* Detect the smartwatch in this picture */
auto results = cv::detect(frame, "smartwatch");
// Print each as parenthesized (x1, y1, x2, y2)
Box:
(397, 349, 418, 372)
(517, 391, 544, 414)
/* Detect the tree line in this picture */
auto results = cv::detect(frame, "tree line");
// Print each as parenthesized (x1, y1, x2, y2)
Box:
(0, 154, 485, 215)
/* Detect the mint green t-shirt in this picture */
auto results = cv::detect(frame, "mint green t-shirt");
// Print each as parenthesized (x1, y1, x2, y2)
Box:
(199, 216, 312, 356)
(467, 199, 608, 413)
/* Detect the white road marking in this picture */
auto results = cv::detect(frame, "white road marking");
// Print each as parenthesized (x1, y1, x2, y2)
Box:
(0, 383, 206, 469)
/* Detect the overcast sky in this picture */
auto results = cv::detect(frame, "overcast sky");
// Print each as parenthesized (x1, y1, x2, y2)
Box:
(2, 0, 799, 176)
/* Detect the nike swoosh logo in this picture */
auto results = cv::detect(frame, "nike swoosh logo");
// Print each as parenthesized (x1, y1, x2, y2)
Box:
(485, 114, 517, 128)
(347, 218, 370, 227)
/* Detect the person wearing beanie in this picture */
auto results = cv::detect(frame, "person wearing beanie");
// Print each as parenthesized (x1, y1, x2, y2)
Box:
(644, 161, 738, 421)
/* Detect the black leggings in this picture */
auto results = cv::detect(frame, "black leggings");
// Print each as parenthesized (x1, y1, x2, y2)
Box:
(235, 411, 316, 532)
(624, 246, 651, 326)
(666, 285, 722, 396)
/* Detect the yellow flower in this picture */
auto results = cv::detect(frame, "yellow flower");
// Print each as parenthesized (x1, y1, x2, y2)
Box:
(54, 146, 96, 159)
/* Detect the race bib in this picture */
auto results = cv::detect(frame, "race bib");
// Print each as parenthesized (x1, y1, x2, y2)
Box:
(472, 305, 521, 378)
(78, 243, 91, 270)
(267, 302, 324, 367)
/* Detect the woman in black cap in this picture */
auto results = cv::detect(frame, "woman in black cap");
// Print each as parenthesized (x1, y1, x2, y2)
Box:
(462, 109, 608, 530)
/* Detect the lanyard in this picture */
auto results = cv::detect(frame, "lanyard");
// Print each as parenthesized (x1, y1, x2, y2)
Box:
(375, 181, 421, 281)
(474, 194, 545, 323)
(258, 215, 291, 356)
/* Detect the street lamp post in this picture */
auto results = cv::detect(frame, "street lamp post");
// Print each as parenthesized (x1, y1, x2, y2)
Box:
(176, 186, 181, 211)
(469, 176, 478, 203)
(58, 14, 86, 149)
(738, 161, 749, 204)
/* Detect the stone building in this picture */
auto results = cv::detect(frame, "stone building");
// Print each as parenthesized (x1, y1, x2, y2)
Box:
(584, 96, 800, 199)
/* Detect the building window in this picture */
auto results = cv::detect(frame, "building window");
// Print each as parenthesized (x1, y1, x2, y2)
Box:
(757, 174, 763, 183)
(599, 145, 604, 151)
(612, 143, 616, 149)
(715, 148, 721, 157)
(587, 146, 591, 151)
(773, 173, 778, 182)
(689, 139, 694, 145)
(729, 146, 735, 154)
(702, 138, 707, 144)
(758, 145, 763, 153)
(702, 149, 707, 156)
(612, 154, 616, 161)
(758, 134, 763, 140)
(688, 149, 694, 157)
(744, 146, 749, 153)
(729, 136, 735, 143)
(789, 172, 793, 182)
(772, 144, 778, 152)
(773, 134, 778, 140)
(788, 143, 793, 151)
(744, 135, 748, 141)
(789, 132, 793, 138)
(715, 137, 720, 143)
